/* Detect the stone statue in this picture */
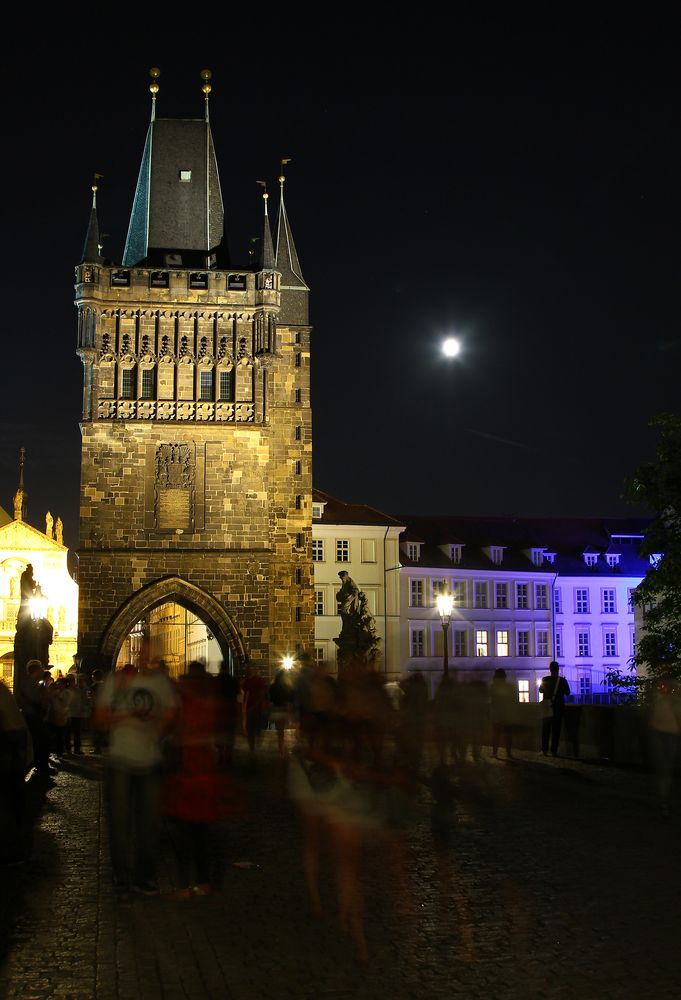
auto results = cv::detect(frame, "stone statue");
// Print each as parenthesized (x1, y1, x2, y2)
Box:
(46, 511, 54, 539)
(55, 517, 64, 545)
(13, 487, 24, 521)
(334, 571, 381, 670)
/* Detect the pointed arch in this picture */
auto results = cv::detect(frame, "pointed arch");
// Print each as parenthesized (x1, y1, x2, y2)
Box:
(99, 576, 247, 669)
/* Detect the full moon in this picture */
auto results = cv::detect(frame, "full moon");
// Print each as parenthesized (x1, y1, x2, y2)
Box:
(442, 337, 461, 358)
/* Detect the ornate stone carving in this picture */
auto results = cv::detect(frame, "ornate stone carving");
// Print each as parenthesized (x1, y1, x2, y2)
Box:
(156, 401, 175, 420)
(235, 403, 254, 422)
(98, 400, 116, 419)
(176, 402, 195, 421)
(155, 444, 194, 488)
(195, 402, 215, 421)
(117, 401, 136, 419)
(215, 403, 234, 422)
(137, 401, 156, 420)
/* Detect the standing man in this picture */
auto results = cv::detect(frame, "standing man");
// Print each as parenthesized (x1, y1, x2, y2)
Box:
(540, 661, 570, 757)
(241, 665, 268, 753)
(94, 662, 177, 899)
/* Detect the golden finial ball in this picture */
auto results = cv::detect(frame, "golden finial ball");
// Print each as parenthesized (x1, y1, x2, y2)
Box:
(149, 67, 161, 79)
(200, 69, 212, 81)
(279, 175, 286, 184)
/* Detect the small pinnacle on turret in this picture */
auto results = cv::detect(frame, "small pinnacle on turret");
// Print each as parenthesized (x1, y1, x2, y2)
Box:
(201, 69, 212, 122)
(149, 67, 160, 121)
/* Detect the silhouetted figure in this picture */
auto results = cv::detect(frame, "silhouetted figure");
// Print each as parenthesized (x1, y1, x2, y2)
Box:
(0, 680, 32, 862)
(215, 661, 239, 768)
(490, 668, 515, 759)
(540, 661, 570, 757)
(397, 671, 429, 773)
(269, 666, 295, 757)
(15, 659, 50, 780)
(434, 675, 458, 765)
(241, 666, 268, 752)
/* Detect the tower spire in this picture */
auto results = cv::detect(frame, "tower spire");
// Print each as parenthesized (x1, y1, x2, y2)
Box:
(201, 69, 212, 123)
(149, 67, 160, 122)
(80, 175, 103, 264)
(257, 182, 276, 270)
(275, 161, 307, 288)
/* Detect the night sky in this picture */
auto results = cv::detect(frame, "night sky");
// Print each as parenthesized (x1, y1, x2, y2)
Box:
(1, 20, 678, 548)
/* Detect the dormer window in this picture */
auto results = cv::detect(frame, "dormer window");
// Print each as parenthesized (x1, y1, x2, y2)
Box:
(312, 502, 324, 520)
(531, 548, 545, 566)
(650, 553, 663, 568)
(584, 552, 598, 568)
(544, 552, 556, 565)
(407, 542, 422, 561)
(490, 545, 504, 565)
(606, 553, 621, 568)
(449, 544, 463, 564)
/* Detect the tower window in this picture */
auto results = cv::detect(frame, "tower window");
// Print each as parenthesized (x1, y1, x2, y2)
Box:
(219, 370, 233, 401)
(295, 389, 301, 403)
(295, 353, 302, 368)
(200, 371, 214, 401)
(141, 369, 156, 399)
(121, 368, 136, 399)
(295, 426, 302, 441)
(179, 170, 192, 182)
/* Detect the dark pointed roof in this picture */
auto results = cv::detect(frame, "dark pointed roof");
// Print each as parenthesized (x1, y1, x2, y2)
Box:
(275, 181, 308, 289)
(123, 117, 226, 267)
(261, 194, 276, 269)
(80, 186, 101, 264)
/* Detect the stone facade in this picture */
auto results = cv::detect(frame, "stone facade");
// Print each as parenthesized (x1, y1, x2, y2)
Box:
(75, 225, 312, 675)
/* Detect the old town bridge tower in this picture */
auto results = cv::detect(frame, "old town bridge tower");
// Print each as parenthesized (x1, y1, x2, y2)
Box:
(74, 71, 313, 673)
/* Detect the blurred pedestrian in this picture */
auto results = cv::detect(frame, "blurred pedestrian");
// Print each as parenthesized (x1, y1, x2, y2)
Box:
(15, 660, 50, 780)
(269, 666, 295, 758)
(215, 661, 239, 768)
(241, 666, 268, 752)
(490, 668, 515, 759)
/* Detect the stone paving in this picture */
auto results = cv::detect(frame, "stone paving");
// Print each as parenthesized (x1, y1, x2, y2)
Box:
(2, 734, 681, 1000)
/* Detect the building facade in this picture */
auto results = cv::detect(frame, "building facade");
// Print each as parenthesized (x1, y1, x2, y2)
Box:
(75, 75, 312, 675)
(311, 490, 404, 675)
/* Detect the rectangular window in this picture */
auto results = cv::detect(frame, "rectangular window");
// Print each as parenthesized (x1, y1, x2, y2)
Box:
(200, 370, 214, 400)
(577, 631, 591, 657)
(602, 588, 617, 614)
(410, 579, 424, 607)
(536, 629, 549, 657)
(449, 544, 463, 563)
(295, 495, 302, 510)
(517, 630, 530, 656)
(496, 630, 509, 657)
(141, 368, 155, 399)
(360, 539, 376, 562)
(518, 679, 530, 703)
(555, 630, 563, 658)
(312, 539, 324, 562)
(336, 540, 350, 562)
(535, 584, 549, 610)
(474, 582, 488, 609)
(121, 368, 135, 399)
(604, 630, 617, 657)
(314, 646, 325, 664)
(495, 582, 508, 609)
(575, 588, 589, 614)
(454, 630, 467, 657)
(294, 460, 302, 476)
(314, 590, 324, 616)
(554, 587, 562, 614)
(219, 370, 233, 401)
(584, 553, 598, 568)
(627, 588, 635, 613)
(516, 583, 529, 609)
(295, 425, 302, 441)
(452, 581, 466, 607)
(579, 675, 592, 699)
(407, 542, 421, 561)
(490, 546, 504, 564)
(295, 606, 302, 622)
(295, 352, 302, 368)
(631, 629, 636, 656)
(475, 630, 489, 657)
(295, 568, 302, 585)
(410, 629, 425, 658)
(294, 388, 301, 403)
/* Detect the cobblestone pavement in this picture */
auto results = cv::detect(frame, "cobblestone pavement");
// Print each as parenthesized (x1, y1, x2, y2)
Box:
(2, 734, 681, 1000)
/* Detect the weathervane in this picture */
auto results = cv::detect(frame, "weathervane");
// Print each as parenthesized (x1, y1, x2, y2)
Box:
(201, 69, 212, 121)
(149, 67, 160, 120)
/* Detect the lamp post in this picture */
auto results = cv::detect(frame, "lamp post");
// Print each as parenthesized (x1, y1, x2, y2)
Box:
(27, 584, 52, 670)
(436, 592, 454, 679)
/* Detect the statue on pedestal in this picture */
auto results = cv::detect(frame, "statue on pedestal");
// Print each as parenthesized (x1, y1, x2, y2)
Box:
(333, 571, 381, 671)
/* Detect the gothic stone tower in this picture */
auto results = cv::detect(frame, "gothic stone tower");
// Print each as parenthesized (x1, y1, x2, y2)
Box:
(74, 72, 312, 673)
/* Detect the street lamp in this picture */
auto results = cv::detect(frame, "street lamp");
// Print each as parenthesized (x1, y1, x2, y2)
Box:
(281, 655, 295, 671)
(28, 585, 49, 623)
(436, 592, 454, 678)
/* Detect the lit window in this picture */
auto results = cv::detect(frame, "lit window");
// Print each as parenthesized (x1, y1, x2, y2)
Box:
(517, 630, 530, 656)
(516, 583, 529, 609)
(454, 630, 467, 657)
(604, 630, 617, 657)
(410, 629, 425, 657)
(518, 680, 530, 703)
(179, 170, 192, 182)
(336, 540, 350, 562)
(575, 588, 589, 614)
(314, 590, 324, 616)
(554, 587, 562, 614)
(475, 630, 489, 657)
(536, 630, 549, 657)
(200, 370, 214, 401)
(577, 631, 591, 657)
(312, 539, 324, 562)
(535, 584, 549, 610)
(432, 579, 447, 601)
(219, 370, 233, 401)
(496, 630, 509, 657)
(474, 582, 488, 609)
(452, 581, 466, 607)
(410, 579, 424, 607)
(602, 589, 616, 614)
(141, 368, 155, 399)
(495, 582, 508, 609)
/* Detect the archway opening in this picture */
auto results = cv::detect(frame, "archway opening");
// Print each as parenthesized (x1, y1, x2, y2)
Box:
(115, 600, 233, 678)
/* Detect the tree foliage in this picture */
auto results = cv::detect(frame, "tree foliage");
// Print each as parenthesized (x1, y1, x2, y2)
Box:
(619, 414, 681, 696)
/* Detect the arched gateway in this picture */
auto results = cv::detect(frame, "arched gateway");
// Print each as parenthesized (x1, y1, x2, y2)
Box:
(74, 74, 314, 675)
(100, 576, 247, 672)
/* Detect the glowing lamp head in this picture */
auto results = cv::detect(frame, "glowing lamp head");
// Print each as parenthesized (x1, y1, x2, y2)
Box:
(436, 592, 454, 624)
(282, 655, 295, 671)
(442, 337, 461, 358)
(29, 587, 49, 621)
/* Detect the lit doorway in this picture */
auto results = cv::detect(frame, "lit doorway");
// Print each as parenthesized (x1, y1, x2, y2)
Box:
(115, 601, 230, 678)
